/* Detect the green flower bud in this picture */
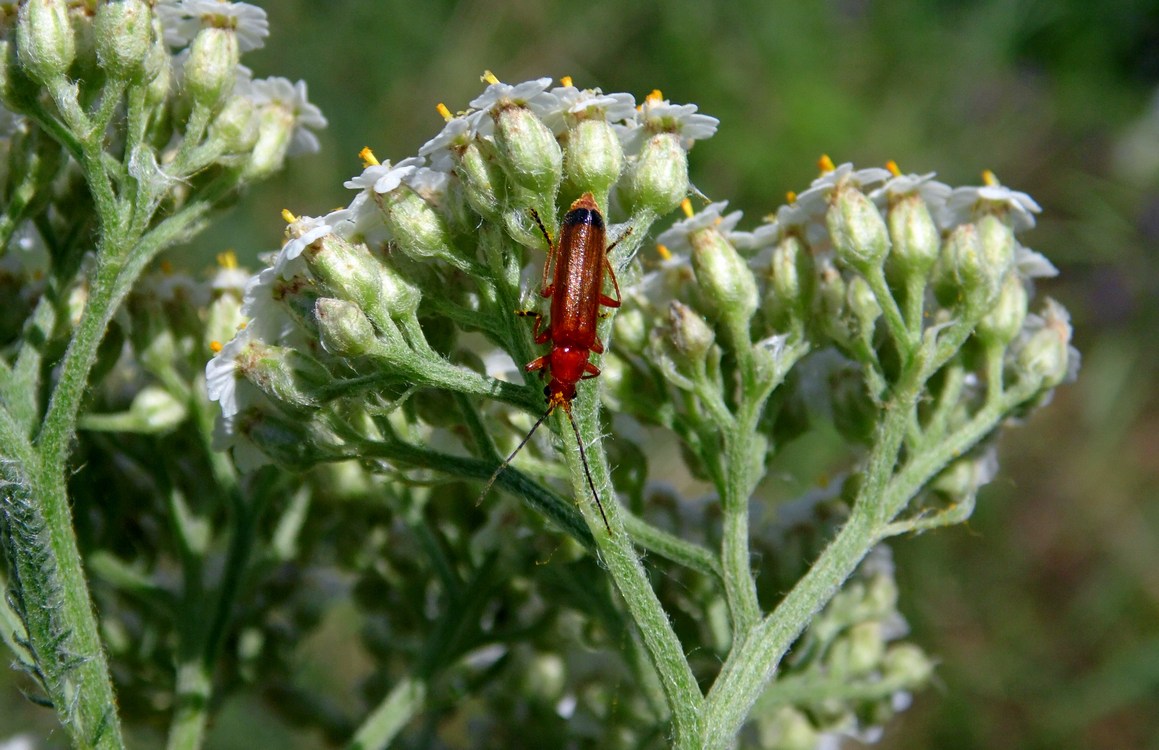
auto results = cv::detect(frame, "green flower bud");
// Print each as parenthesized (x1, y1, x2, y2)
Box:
(938, 223, 989, 315)
(562, 119, 623, 199)
(238, 409, 338, 468)
(1016, 303, 1072, 389)
(492, 103, 561, 194)
(128, 385, 188, 434)
(94, 0, 151, 81)
(828, 621, 885, 676)
(887, 193, 940, 279)
(846, 275, 881, 332)
(828, 184, 890, 272)
(758, 707, 819, 750)
(16, 0, 76, 85)
(976, 272, 1028, 347)
(882, 643, 935, 688)
(239, 341, 330, 413)
(209, 94, 259, 154)
(520, 652, 566, 700)
(816, 260, 850, 344)
(667, 300, 715, 364)
(767, 234, 815, 325)
(619, 132, 689, 215)
(303, 233, 419, 332)
(863, 572, 900, 617)
(691, 227, 758, 329)
(612, 305, 648, 354)
(456, 138, 505, 221)
(243, 97, 294, 179)
(184, 27, 238, 110)
(977, 213, 1016, 283)
(377, 185, 458, 265)
(271, 274, 323, 339)
(315, 297, 378, 358)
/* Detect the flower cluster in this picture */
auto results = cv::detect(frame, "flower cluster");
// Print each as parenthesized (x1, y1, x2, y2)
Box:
(207, 73, 716, 472)
(201, 65, 1077, 745)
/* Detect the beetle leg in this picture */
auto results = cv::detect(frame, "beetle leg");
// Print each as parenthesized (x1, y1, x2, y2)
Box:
(598, 255, 623, 309)
(529, 207, 557, 295)
(525, 354, 549, 373)
(580, 361, 601, 379)
(515, 310, 551, 344)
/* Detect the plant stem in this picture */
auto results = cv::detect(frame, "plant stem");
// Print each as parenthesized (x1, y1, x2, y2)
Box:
(565, 385, 704, 748)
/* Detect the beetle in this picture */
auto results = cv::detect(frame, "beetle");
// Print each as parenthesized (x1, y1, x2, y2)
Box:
(480, 192, 627, 532)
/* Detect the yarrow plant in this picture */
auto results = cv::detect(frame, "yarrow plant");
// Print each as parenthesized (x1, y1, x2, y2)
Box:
(0, 3, 1076, 749)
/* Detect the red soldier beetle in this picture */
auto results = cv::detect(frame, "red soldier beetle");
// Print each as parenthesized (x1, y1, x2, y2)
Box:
(480, 192, 628, 532)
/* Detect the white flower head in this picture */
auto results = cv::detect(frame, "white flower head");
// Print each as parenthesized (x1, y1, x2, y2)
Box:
(868, 168, 952, 211)
(158, 0, 270, 52)
(1014, 244, 1059, 279)
(245, 77, 327, 156)
(419, 114, 474, 172)
(655, 200, 740, 257)
(631, 91, 719, 151)
(206, 326, 260, 418)
(468, 74, 555, 114)
(275, 212, 332, 275)
(942, 172, 1041, 232)
(344, 156, 424, 195)
(532, 85, 637, 134)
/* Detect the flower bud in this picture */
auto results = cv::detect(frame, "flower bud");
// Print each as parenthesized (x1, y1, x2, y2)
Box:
(492, 103, 562, 194)
(209, 94, 259, 154)
(94, 0, 151, 82)
(16, 0, 76, 85)
(239, 341, 330, 412)
(316, 297, 378, 358)
(976, 272, 1028, 347)
(562, 119, 624, 199)
(238, 409, 337, 468)
(619, 132, 689, 216)
(456, 138, 505, 221)
(377, 185, 458, 265)
(1016, 309, 1072, 389)
(184, 27, 239, 110)
(691, 228, 758, 329)
(767, 235, 815, 325)
(882, 643, 935, 688)
(667, 300, 715, 365)
(758, 707, 818, 750)
(816, 260, 849, 344)
(303, 233, 419, 332)
(143, 34, 171, 109)
(828, 621, 885, 677)
(271, 274, 323, 339)
(938, 223, 990, 315)
(243, 97, 294, 179)
(828, 184, 890, 272)
(977, 213, 1015, 282)
(128, 385, 188, 433)
(887, 193, 940, 279)
(846, 275, 881, 333)
(612, 306, 648, 354)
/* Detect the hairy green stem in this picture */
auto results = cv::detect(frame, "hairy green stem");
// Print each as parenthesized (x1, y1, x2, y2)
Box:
(565, 385, 704, 748)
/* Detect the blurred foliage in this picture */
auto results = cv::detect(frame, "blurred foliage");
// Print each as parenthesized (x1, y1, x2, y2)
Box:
(4, 0, 1157, 747)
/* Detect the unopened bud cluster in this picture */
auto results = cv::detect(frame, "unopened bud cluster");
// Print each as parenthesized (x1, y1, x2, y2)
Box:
(208, 74, 715, 468)
(752, 543, 934, 747)
(634, 159, 1075, 455)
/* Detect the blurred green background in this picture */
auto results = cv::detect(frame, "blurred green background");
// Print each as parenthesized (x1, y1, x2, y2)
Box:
(4, 0, 1158, 747)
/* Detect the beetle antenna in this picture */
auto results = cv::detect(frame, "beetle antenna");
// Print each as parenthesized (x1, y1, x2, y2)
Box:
(477, 407, 553, 507)
(561, 405, 611, 532)
(478, 406, 612, 533)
